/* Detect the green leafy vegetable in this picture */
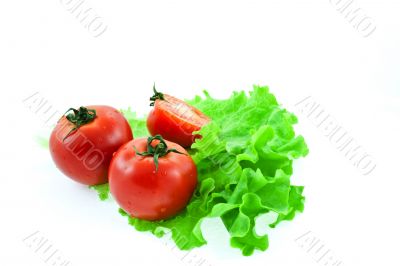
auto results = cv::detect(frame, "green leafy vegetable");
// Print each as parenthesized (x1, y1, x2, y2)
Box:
(120, 108, 148, 138)
(35, 135, 49, 149)
(89, 183, 110, 201)
(92, 85, 308, 255)
(122, 86, 308, 254)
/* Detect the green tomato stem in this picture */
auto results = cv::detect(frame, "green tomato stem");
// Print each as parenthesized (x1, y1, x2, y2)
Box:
(134, 135, 185, 171)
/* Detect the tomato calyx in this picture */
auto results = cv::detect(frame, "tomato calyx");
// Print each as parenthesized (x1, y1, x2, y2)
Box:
(134, 135, 185, 171)
(63, 106, 97, 141)
(149, 84, 165, 106)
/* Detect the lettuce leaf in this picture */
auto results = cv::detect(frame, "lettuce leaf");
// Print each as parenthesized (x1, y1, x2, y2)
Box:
(92, 85, 308, 255)
(89, 183, 110, 201)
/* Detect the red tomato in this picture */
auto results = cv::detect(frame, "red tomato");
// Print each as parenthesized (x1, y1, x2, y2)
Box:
(147, 87, 210, 148)
(50, 106, 133, 185)
(109, 136, 198, 221)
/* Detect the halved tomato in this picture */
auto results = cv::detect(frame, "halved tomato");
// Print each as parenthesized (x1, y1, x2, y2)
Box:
(147, 86, 210, 148)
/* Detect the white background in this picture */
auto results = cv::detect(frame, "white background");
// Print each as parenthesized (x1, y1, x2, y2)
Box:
(0, 0, 399, 266)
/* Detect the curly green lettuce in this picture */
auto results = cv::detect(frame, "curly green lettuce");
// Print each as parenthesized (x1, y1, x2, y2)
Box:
(92, 85, 308, 256)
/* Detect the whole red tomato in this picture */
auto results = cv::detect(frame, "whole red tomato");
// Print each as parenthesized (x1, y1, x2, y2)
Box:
(147, 86, 210, 148)
(109, 135, 198, 221)
(50, 106, 133, 185)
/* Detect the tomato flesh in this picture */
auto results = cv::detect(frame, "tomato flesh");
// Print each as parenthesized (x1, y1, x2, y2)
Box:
(147, 94, 210, 147)
(109, 138, 198, 221)
(49, 105, 133, 185)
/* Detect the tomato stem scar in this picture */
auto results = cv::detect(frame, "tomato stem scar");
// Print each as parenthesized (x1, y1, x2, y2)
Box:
(134, 135, 185, 171)
(62, 106, 97, 141)
(149, 83, 165, 106)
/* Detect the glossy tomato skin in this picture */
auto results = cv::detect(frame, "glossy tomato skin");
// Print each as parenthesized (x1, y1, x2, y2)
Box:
(147, 94, 210, 148)
(109, 138, 198, 221)
(50, 105, 133, 186)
